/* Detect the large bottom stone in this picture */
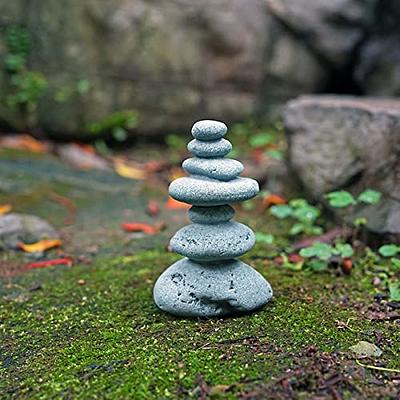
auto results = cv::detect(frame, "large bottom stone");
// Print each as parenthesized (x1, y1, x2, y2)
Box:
(153, 258, 273, 317)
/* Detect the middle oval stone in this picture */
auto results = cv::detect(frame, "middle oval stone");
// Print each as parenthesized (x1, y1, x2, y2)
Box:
(170, 221, 255, 261)
(182, 158, 244, 181)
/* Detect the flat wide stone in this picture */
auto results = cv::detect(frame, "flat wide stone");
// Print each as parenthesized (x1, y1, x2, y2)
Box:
(170, 221, 255, 261)
(187, 138, 232, 158)
(169, 176, 259, 206)
(191, 120, 227, 141)
(182, 158, 243, 181)
(153, 258, 273, 317)
(188, 205, 235, 224)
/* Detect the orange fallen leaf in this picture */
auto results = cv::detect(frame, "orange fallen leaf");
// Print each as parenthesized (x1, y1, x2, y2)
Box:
(74, 142, 96, 155)
(262, 193, 286, 207)
(122, 222, 158, 235)
(26, 257, 73, 269)
(18, 239, 62, 253)
(146, 200, 160, 217)
(165, 196, 190, 210)
(0, 134, 48, 153)
(0, 204, 12, 215)
(114, 159, 146, 180)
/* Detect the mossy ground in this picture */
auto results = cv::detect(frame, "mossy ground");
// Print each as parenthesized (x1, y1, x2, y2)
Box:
(0, 148, 399, 399)
(1, 244, 399, 399)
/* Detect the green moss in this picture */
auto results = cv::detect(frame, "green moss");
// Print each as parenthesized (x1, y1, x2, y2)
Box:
(1, 247, 398, 399)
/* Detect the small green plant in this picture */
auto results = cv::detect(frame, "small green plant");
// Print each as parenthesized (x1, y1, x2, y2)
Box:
(378, 244, 400, 257)
(87, 110, 138, 142)
(325, 189, 381, 208)
(270, 198, 322, 236)
(299, 241, 354, 271)
(255, 232, 274, 245)
(2, 25, 47, 129)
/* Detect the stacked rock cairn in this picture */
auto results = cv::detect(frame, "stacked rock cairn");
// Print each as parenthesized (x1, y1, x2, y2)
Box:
(154, 120, 273, 317)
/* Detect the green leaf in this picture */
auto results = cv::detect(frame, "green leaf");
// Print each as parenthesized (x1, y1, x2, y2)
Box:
(249, 133, 274, 148)
(255, 232, 274, 244)
(334, 243, 354, 258)
(378, 244, 400, 257)
(270, 204, 292, 219)
(292, 204, 320, 223)
(357, 189, 381, 205)
(391, 258, 400, 271)
(289, 198, 308, 208)
(289, 223, 305, 236)
(299, 242, 334, 260)
(265, 149, 283, 160)
(389, 282, 400, 301)
(307, 259, 328, 271)
(325, 190, 356, 208)
(353, 217, 368, 227)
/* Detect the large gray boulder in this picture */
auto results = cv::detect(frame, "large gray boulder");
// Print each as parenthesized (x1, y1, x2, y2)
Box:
(355, 1, 400, 96)
(284, 95, 400, 234)
(0, 0, 326, 138)
(265, 0, 376, 67)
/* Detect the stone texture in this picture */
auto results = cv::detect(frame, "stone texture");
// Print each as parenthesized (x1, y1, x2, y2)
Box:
(187, 138, 232, 158)
(153, 258, 273, 317)
(0, 0, 329, 137)
(266, 0, 376, 67)
(191, 120, 227, 141)
(188, 205, 235, 224)
(182, 157, 243, 181)
(0, 213, 59, 250)
(169, 176, 259, 206)
(284, 95, 400, 235)
(154, 120, 272, 316)
(355, 1, 400, 96)
(170, 222, 255, 261)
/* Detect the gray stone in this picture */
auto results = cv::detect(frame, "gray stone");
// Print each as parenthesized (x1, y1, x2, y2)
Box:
(153, 258, 273, 317)
(154, 119, 272, 317)
(266, 0, 376, 67)
(355, 35, 400, 96)
(187, 139, 232, 158)
(170, 221, 255, 261)
(284, 95, 400, 235)
(182, 157, 243, 181)
(169, 176, 259, 206)
(188, 205, 235, 224)
(0, 213, 59, 250)
(191, 120, 227, 141)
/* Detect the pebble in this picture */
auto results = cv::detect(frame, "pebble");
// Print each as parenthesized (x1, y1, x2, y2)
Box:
(182, 158, 243, 181)
(153, 258, 273, 317)
(188, 205, 235, 224)
(187, 138, 232, 158)
(169, 176, 259, 206)
(170, 221, 255, 261)
(154, 119, 272, 317)
(191, 120, 227, 141)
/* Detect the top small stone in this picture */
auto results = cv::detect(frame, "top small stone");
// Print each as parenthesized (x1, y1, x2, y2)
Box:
(191, 120, 227, 141)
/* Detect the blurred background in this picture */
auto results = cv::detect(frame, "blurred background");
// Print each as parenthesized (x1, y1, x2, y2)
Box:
(0, 0, 399, 268)
(0, 0, 399, 141)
